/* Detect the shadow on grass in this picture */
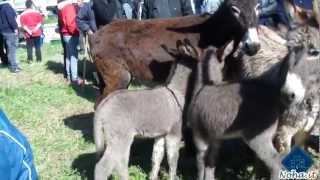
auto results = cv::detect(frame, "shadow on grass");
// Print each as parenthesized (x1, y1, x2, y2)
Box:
(46, 61, 65, 75)
(64, 112, 94, 142)
(70, 83, 97, 103)
(46, 60, 98, 103)
(72, 152, 96, 180)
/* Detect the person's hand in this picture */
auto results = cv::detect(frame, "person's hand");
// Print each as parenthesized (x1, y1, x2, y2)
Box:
(87, 30, 93, 35)
(14, 29, 19, 35)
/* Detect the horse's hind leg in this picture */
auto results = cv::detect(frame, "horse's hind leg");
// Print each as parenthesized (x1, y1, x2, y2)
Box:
(150, 138, 165, 180)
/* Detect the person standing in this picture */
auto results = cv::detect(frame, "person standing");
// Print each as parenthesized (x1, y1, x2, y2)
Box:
(141, 0, 194, 19)
(20, 0, 44, 63)
(0, 0, 21, 73)
(58, 0, 83, 85)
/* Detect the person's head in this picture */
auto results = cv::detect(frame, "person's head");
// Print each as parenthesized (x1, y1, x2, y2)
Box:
(25, 0, 33, 8)
(77, 0, 84, 6)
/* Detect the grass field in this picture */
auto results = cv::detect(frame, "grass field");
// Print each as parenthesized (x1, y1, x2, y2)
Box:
(0, 41, 319, 180)
(0, 41, 153, 180)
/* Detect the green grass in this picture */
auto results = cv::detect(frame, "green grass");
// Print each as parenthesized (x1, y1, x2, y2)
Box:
(44, 15, 58, 25)
(0, 41, 319, 180)
(0, 42, 156, 180)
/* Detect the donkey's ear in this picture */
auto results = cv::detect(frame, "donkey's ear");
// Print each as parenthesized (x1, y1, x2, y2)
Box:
(231, 5, 241, 18)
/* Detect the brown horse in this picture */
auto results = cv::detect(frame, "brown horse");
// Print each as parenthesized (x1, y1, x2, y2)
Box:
(89, 0, 261, 105)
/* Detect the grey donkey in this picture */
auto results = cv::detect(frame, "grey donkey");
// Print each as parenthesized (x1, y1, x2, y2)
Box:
(258, 25, 320, 153)
(93, 54, 197, 180)
(188, 46, 308, 180)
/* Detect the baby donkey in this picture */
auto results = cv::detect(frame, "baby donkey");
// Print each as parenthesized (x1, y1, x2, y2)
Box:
(93, 47, 197, 180)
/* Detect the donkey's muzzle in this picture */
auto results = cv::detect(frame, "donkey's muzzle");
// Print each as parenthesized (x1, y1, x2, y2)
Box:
(243, 42, 261, 56)
(243, 28, 260, 56)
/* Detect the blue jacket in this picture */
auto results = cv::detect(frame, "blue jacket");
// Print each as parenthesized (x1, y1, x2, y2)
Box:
(0, 1, 18, 33)
(0, 110, 38, 180)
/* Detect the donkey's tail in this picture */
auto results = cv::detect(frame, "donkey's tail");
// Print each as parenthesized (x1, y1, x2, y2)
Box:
(94, 112, 105, 159)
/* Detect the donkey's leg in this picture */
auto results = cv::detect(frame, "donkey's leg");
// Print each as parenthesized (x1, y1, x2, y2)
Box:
(117, 135, 134, 180)
(149, 138, 165, 180)
(193, 131, 209, 180)
(246, 124, 281, 180)
(204, 140, 220, 180)
(95, 145, 117, 180)
(165, 123, 182, 180)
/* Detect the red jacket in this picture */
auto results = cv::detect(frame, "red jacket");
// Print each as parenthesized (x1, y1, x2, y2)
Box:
(58, 1, 79, 36)
(19, 8, 43, 38)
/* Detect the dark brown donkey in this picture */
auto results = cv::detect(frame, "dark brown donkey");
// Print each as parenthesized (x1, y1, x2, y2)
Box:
(89, 0, 261, 105)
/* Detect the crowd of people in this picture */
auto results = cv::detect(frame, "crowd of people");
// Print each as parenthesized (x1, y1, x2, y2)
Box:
(0, 0, 298, 75)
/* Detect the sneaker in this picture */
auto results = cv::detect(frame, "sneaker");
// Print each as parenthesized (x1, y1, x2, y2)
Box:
(72, 78, 84, 85)
(10, 68, 21, 73)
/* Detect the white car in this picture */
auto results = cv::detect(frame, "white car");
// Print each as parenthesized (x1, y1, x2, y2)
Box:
(11, 0, 58, 15)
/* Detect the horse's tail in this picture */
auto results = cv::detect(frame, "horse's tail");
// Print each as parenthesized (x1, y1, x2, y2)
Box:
(94, 111, 105, 159)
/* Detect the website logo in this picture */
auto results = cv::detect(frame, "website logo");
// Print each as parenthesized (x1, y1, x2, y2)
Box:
(280, 146, 318, 179)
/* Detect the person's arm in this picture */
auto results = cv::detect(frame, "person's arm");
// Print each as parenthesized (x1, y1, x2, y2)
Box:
(260, 0, 277, 15)
(63, 5, 78, 34)
(31, 14, 43, 33)
(181, 0, 194, 16)
(5, 5, 18, 32)
(89, 2, 97, 32)
(122, 1, 133, 19)
(0, 136, 12, 180)
(141, 0, 151, 19)
(20, 16, 32, 35)
(76, 4, 91, 32)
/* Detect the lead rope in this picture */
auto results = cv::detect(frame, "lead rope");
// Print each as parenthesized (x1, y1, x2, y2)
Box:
(82, 33, 97, 88)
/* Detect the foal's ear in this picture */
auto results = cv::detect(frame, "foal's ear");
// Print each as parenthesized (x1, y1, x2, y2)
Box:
(231, 5, 241, 18)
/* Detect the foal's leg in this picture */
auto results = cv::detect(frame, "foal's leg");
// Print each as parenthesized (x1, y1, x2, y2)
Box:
(117, 135, 134, 180)
(246, 124, 282, 180)
(95, 144, 117, 180)
(150, 138, 165, 180)
(204, 140, 220, 180)
(193, 131, 209, 180)
(165, 123, 182, 180)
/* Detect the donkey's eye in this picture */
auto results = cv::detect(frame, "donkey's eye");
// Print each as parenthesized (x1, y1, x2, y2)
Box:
(231, 5, 241, 18)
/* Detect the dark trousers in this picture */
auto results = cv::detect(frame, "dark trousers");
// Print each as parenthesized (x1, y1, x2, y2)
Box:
(0, 34, 8, 65)
(1, 32, 18, 69)
(26, 37, 42, 62)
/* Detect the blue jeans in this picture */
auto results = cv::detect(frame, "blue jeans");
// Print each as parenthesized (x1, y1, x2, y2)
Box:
(63, 35, 79, 81)
(1, 32, 18, 69)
